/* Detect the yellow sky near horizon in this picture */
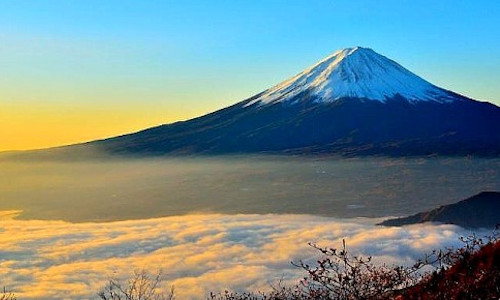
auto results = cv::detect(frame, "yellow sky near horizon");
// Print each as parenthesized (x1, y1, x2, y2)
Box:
(0, 103, 212, 151)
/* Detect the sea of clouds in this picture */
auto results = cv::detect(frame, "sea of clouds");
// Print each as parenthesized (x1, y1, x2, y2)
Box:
(0, 212, 480, 299)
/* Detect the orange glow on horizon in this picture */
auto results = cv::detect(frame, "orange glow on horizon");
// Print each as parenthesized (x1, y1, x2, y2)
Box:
(0, 103, 210, 151)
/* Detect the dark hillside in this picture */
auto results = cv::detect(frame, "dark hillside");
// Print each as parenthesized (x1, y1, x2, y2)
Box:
(379, 191, 500, 228)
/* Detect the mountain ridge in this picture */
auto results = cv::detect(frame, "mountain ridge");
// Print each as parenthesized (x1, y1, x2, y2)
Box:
(3, 47, 500, 158)
(378, 191, 500, 228)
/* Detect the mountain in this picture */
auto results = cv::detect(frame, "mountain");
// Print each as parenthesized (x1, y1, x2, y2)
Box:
(245, 47, 457, 106)
(9, 47, 500, 157)
(378, 191, 500, 228)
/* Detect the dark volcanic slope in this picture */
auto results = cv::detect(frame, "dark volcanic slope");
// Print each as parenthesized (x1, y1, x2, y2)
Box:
(379, 191, 500, 228)
(91, 95, 500, 157)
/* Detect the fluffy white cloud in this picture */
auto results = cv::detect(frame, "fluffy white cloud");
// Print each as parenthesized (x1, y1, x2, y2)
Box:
(0, 213, 481, 299)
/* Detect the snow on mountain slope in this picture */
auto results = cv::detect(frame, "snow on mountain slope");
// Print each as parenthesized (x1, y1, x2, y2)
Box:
(246, 47, 457, 106)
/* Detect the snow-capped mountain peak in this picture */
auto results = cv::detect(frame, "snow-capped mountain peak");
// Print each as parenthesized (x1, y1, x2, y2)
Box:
(20, 46, 499, 158)
(246, 47, 456, 106)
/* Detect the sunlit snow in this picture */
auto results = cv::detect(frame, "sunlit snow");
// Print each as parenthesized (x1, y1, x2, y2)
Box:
(246, 47, 457, 106)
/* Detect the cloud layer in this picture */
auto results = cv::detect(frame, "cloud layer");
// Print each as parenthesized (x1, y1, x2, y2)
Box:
(0, 213, 480, 299)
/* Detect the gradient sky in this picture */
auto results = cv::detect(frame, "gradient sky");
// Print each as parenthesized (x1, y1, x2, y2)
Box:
(1, 0, 499, 151)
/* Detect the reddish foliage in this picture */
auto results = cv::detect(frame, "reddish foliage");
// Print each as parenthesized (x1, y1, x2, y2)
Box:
(400, 240, 500, 300)
(211, 235, 500, 300)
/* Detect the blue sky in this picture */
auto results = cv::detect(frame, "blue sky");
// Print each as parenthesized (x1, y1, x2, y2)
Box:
(1, 0, 499, 149)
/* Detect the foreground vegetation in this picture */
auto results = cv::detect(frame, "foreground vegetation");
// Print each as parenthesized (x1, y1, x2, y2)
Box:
(208, 233, 499, 300)
(0, 288, 16, 300)
(2, 232, 499, 300)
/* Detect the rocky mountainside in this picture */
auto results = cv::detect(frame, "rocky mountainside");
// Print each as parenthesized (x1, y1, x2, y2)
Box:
(378, 191, 500, 228)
